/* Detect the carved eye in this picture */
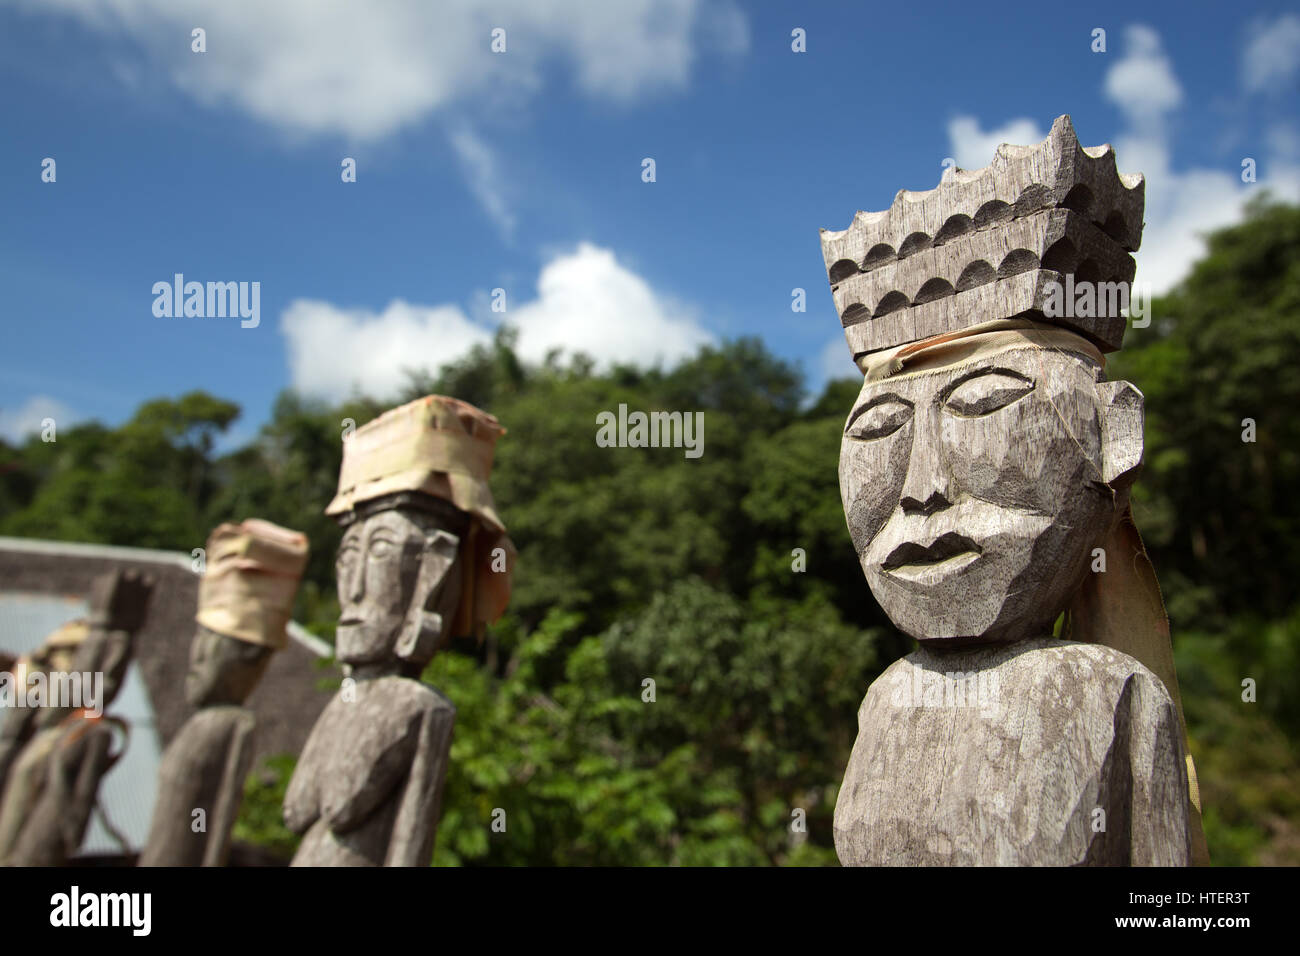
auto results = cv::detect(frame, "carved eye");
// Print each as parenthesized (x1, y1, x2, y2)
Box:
(336, 543, 359, 568)
(368, 536, 397, 559)
(846, 398, 914, 441)
(943, 371, 1034, 417)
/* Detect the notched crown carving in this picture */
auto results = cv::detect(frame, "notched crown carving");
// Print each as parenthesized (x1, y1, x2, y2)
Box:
(820, 115, 1147, 358)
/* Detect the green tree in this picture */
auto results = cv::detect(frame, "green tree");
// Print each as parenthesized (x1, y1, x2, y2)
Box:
(9, 203, 1300, 865)
(1111, 195, 1300, 625)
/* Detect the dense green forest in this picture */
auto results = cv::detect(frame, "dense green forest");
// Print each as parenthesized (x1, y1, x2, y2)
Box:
(2, 198, 1297, 865)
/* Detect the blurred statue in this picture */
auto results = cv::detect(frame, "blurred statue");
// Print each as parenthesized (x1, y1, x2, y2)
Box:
(0, 621, 88, 793)
(821, 115, 1207, 865)
(0, 569, 153, 866)
(139, 519, 308, 866)
(284, 395, 514, 866)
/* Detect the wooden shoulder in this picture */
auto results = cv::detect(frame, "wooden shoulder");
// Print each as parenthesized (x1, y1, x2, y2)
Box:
(357, 676, 456, 720)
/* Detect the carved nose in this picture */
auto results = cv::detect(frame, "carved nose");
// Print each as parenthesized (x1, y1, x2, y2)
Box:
(900, 491, 952, 517)
(343, 562, 366, 604)
(898, 405, 954, 516)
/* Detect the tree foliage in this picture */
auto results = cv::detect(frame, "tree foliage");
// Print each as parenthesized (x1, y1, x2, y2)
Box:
(3, 202, 1298, 864)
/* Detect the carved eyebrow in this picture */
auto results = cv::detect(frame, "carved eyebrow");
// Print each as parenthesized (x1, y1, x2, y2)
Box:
(846, 392, 913, 432)
(936, 365, 1034, 403)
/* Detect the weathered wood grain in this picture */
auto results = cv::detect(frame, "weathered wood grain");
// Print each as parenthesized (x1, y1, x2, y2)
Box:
(828, 116, 1196, 866)
(283, 499, 465, 866)
(834, 639, 1192, 866)
(138, 704, 256, 867)
(822, 114, 1143, 362)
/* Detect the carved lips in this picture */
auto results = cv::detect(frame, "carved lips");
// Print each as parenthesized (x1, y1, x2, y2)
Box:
(880, 532, 982, 583)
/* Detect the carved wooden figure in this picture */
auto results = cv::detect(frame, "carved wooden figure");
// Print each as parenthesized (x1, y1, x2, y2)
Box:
(284, 396, 514, 866)
(139, 519, 308, 867)
(822, 116, 1206, 866)
(0, 622, 86, 796)
(0, 569, 153, 866)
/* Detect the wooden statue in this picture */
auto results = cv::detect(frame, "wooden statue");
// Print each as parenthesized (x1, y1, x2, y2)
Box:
(821, 115, 1206, 866)
(0, 569, 153, 866)
(0, 621, 88, 795)
(139, 519, 309, 867)
(284, 395, 514, 866)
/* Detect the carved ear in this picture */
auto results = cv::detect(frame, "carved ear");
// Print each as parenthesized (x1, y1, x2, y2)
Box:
(395, 610, 443, 663)
(1096, 380, 1145, 490)
(395, 531, 460, 663)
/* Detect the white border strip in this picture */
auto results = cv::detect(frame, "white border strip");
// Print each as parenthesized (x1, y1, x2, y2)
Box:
(286, 621, 334, 658)
(0, 535, 193, 569)
(0, 536, 333, 658)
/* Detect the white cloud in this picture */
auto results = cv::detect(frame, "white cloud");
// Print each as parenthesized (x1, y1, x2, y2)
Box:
(1242, 13, 1300, 94)
(449, 127, 515, 240)
(1124, 162, 1254, 294)
(1101, 25, 1291, 293)
(17, 0, 747, 140)
(281, 243, 714, 403)
(548, 0, 716, 103)
(281, 299, 492, 404)
(1103, 23, 1183, 130)
(512, 243, 713, 368)
(0, 396, 77, 442)
(697, 0, 750, 58)
(946, 116, 1046, 170)
(18, 0, 746, 237)
(945, 25, 1299, 295)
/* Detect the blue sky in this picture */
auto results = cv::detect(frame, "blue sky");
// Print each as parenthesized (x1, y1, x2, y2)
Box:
(2, 0, 1298, 448)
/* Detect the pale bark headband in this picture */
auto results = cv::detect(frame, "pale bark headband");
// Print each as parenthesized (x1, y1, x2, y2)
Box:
(858, 317, 1105, 381)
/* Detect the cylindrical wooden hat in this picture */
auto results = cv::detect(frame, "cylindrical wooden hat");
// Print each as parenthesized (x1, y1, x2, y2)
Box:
(326, 395, 514, 640)
(196, 519, 309, 650)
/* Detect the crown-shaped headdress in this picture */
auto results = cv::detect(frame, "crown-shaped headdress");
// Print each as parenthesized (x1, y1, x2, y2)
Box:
(820, 115, 1145, 369)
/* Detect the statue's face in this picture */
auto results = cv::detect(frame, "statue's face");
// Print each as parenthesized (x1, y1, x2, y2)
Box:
(334, 508, 461, 666)
(840, 347, 1119, 645)
(185, 625, 271, 708)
